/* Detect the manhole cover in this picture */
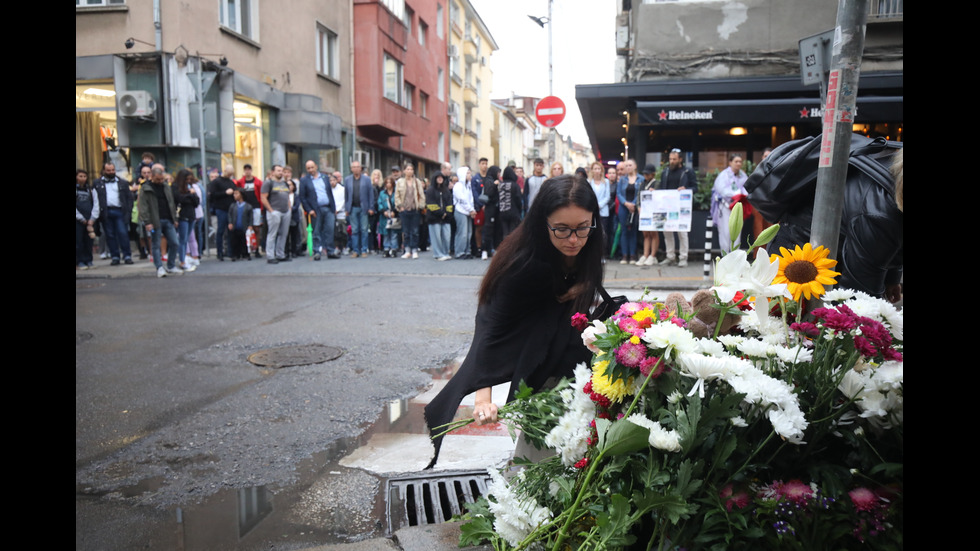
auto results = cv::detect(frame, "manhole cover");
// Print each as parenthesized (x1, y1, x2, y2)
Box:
(386, 471, 490, 533)
(248, 344, 343, 368)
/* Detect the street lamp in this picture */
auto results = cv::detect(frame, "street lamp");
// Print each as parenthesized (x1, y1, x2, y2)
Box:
(528, 1, 555, 162)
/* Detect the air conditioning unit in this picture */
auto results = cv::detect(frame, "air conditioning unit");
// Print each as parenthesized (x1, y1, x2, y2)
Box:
(353, 150, 371, 169)
(448, 103, 459, 117)
(448, 44, 459, 57)
(118, 90, 157, 118)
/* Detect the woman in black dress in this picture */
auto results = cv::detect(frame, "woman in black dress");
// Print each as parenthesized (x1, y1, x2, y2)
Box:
(425, 173, 604, 467)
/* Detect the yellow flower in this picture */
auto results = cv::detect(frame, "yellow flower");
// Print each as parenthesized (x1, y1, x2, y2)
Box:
(773, 243, 840, 301)
(591, 360, 634, 403)
(633, 308, 655, 323)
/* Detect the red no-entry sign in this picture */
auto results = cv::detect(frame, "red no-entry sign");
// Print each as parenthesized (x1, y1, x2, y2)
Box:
(535, 95, 566, 128)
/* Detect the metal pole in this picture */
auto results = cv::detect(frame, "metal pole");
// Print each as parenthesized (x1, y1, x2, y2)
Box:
(547, 0, 555, 164)
(810, 0, 867, 258)
(196, 56, 210, 258)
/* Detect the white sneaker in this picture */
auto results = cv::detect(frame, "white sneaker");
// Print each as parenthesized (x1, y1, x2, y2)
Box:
(620, 258, 628, 264)
(437, 255, 451, 261)
(637, 255, 647, 265)
(481, 250, 488, 260)
(157, 266, 167, 278)
(412, 250, 419, 259)
(181, 262, 197, 272)
(401, 251, 412, 259)
(678, 259, 688, 267)
(644, 256, 656, 266)
(167, 266, 183, 275)
(190, 258, 200, 266)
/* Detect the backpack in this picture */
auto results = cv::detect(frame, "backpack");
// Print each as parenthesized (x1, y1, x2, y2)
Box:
(745, 133, 902, 223)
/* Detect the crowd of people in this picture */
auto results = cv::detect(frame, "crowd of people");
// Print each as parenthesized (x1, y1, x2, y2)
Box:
(76, 149, 762, 277)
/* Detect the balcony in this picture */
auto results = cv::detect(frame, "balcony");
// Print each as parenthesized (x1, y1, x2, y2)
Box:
(463, 83, 479, 108)
(869, 0, 902, 21)
(463, 34, 478, 63)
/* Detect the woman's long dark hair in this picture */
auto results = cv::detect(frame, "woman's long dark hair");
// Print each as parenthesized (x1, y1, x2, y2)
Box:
(174, 169, 194, 195)
(478, 173, 604, 314)
(502, 165, 517, 183)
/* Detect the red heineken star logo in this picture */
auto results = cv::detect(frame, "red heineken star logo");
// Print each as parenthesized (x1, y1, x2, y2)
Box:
(658, 110, 668, 121)
(799, 107, 809, 118)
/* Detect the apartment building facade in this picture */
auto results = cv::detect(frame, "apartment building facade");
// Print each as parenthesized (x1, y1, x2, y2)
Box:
(76, 0, 353, 179)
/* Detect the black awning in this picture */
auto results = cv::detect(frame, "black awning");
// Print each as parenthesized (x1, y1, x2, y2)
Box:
(636, 96, 903, 126)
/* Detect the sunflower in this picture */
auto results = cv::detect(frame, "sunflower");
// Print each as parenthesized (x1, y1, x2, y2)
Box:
(773, 243, 840, 301)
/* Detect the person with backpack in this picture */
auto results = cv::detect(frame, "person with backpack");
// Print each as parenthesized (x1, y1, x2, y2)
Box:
(745, 133, 903, 301)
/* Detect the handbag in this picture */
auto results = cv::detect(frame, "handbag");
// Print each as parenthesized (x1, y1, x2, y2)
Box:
(386, 216, 402, 230)
(591, 285, 628, 322)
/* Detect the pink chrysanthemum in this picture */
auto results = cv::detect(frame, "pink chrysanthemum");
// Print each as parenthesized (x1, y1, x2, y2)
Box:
(849, 487, 879, 512)
(719, 484, 750, 512)
(574, 457, 589, 469)
(570, 312, 589, 331)
(615, 341, 647, 368)
(777, 479, 814, 505)
(639, 355, 665, 378)
(812, 306, 857, 332)
(618, 317, 644, 336)
(790, 321, 819, 337)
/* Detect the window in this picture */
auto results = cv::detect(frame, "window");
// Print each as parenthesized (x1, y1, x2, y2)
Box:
(437, 68, 445, 101)
(220, 0, 258, 40)
(384, 54, 404, 104)
(404, 6, 414, 35)
(450, 1, 459, 28)
(419, 20, 428, 46)
(436, 4, 444, 38)
(77, 0, 125, 6)
(404, 82, 415, 110)
(316, 24, 339, 80)
(420, 92, 429, 118)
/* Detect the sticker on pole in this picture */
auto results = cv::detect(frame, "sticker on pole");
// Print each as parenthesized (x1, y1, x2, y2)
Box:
(536, 96, 566, 128)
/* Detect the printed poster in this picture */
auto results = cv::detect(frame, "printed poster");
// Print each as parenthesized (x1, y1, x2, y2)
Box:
(638, 189, 693, 232)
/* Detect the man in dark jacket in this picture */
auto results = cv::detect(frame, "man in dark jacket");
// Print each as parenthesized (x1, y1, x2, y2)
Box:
(208, 165, 238, 261)
(658, 149, 698, 267)
(299, 160, 339, 260)
(93, 162, 135, 265)
(344, 160, 376, 258)
(138, 165, 181, 277)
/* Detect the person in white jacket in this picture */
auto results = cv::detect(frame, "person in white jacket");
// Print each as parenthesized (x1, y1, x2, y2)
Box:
(453, 166, 475, 259)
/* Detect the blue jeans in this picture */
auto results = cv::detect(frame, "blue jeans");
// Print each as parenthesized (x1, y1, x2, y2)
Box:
(618, 208, 638, 257)
(400, 210, 421, 251)
(150, 219, 179, 269)
(350, 206, 370, 254)
(104, 207, 132, 260)
(454, 211, 472, 257)
(215, 208, 229, 258)
(178, 219, 193, 264)
(429, 222, 451, 258)
(312, 206, 336, 254)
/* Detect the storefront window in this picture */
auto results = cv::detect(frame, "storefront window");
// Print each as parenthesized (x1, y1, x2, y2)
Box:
(233, 100, 264, 178)
(76, 81, 123, 174)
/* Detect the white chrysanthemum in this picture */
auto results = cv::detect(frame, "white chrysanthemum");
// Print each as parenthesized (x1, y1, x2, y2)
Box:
(838, 368, 872, 399)
(871, 361, 903, 392)
(717, 334, 745, 348)
(731, 416, 748, 427)
(737, 338, 774, 358)
(667, 391, 684, 405)
(486, 469, 553, 547)
(768, 405, 808, 443)
(544, 364, 596, 465)
(774, 345, 813, 365)
(676, 353, 734, 397)
(643, 323, 697, 356)
(823, 288, 856, 302)
(695, 337, 728, 358)
(626, 414, 682, 452)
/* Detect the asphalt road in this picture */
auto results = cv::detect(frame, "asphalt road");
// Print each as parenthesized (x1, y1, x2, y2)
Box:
(76, 251, 706, 550)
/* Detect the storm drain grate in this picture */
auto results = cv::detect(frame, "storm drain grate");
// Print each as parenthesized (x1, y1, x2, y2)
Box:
(386, 471, 491, 532)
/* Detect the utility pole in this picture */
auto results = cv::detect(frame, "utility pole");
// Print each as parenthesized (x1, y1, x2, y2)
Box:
(810, 0, 867, 259)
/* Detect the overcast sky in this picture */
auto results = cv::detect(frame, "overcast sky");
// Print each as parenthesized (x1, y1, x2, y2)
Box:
(469, 0, 618, 147)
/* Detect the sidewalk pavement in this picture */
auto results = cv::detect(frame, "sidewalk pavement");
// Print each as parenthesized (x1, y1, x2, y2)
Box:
(76, 248, 718, 295)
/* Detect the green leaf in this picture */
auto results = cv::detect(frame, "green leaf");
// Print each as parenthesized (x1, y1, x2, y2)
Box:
(598, 418, 652, 456)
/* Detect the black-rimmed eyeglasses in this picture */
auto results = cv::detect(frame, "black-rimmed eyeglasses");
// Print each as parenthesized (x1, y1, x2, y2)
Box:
(548, 225, 596, 239)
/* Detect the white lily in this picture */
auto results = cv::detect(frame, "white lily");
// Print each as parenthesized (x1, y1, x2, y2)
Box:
(712, 249, 751, 303)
